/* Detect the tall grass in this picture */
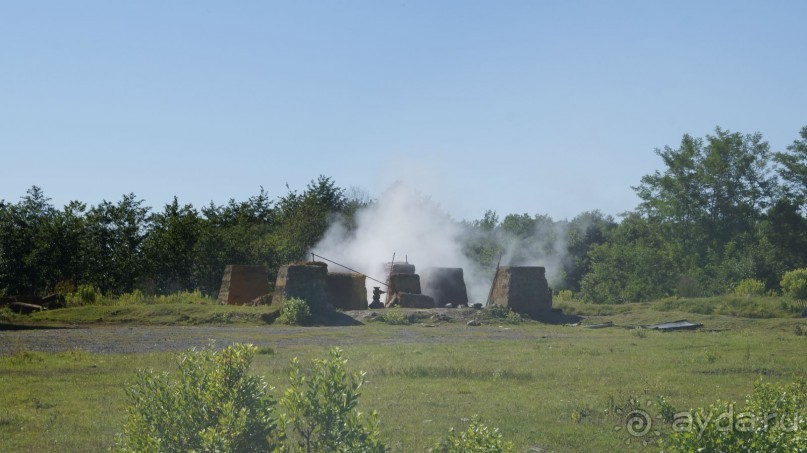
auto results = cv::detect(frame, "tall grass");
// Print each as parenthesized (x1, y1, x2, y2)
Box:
(654, 296, 799, 318)
(65, 288, 215, 307)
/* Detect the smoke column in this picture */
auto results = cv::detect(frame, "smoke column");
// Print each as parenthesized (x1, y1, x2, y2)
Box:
(311, 183, 568, 303)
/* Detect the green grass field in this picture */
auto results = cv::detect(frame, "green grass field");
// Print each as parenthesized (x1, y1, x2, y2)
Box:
(1, 298, 806, 451)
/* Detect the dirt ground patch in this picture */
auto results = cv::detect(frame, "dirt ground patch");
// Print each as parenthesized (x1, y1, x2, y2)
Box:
(0, 323, 565, 355)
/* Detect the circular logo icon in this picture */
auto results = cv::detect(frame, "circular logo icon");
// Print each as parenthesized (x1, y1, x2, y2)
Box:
(625, 409, 652, 437)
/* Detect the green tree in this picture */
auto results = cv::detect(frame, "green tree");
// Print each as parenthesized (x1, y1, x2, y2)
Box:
(274, 176, 347, 264)
(462, 210, 504, 269)
(625, 127, 781, 296)
(562, 210, 616, 291)
(635, 128, 777, 251)
(775, 125, 807, 205)
(580, 214, 683, 303)
(759, 199, 807, 275)
(193, 189, 277, 295)
(0, 186, 59, 294)
(143, 197, 202, 294)
(40, 201, 88, 291)
(83, 194, 151, 294)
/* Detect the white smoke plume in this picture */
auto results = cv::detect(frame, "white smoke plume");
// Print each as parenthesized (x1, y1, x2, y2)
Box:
(311, 183, 569, 304)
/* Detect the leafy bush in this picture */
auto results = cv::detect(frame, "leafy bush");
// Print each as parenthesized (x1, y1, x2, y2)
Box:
(280, 348, 386, 452)
(53, 279, 76, 296)
(277, 297, 311, 325)
(676, 275, 701, 298)
(554, 289, 575, 302)
(656, 395, 677, 424)
(380, 307, 410, 325)
(664, 380, 807, 452)
(734, 278, 765, 297)
(153, 289, 212, 305)
(504, 311, 522, 324)
(0, 306, 18, 323)
(433, 416, 512, 452)
(114, 343, 277, 452)
(116, 289, 146, 305)
(781, 268, 807, 301)
(485, 304, 522, 324)
(66, 284, 103, 306)
(486, 304, 509, 319)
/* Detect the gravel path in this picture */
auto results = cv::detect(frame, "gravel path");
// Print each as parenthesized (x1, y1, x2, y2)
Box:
(0, 323, 562, 355)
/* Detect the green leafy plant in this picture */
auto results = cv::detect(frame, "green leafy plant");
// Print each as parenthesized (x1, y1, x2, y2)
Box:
(781, 268, 807, 301)
(504, 310, 522, 324)
(116, 289, 146, 305)
(433, 416, 512, 452)
(0, 306, 18, 323)
(664, 380, 807, 452)
(153, 289, 211, 304)
(734, 278, 766, 297)
(66, 284, 103, 307)
(554, 289, 575, 302)
(485, 304, 522, 324)
(486, 304, 509, 319)
(278, 297, 311, 325)
(657, 395, 677, 424)
(380, 307, 410, 325)
(114, 343, 277, 452)
(704, 349, 719, 364)
(279, 348, 386, 452)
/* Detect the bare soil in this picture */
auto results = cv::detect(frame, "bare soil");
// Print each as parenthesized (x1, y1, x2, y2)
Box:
(0, 308, 567, 355)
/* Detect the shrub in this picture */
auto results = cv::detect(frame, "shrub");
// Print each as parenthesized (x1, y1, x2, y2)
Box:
(114, 343, 277, 452)
(278, 297, 311, 325)
(504, 311, 522, 324)
(664, 380, 807, 452)
(486, 304, 522, 324)
(433, 416, 512, 452)
(53, 279, 76, 296)
(280, 348, 386, 452)
(154, 289, 213, 305)
(66, 284, 103, 306)
(486, 304, 509, 319)
(656, 395, 677, 424)
(380, 307, 410, 325)
(781, 268, 807, 301)
(554, 289, 575, 302)
(676, 275, 701, 298)
(734, 278, 765, 297)
(116, 289, 146, 305)
(0, 306, 18, 323)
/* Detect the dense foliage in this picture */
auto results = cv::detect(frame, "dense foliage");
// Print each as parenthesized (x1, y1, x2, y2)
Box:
(433, 416, 513, 453)
(115, 344, 514, 452)
(114, 343, 277, 452)
(277, 297, 312, 326)
(0, 176, 352, 297)
(280, 348, 386, 452)
(664, 380, 807, 452)
(3, 126, 807, 302)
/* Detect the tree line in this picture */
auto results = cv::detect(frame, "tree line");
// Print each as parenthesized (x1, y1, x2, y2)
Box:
(0, 176, 356, 297)
(2, 126, 807, 303)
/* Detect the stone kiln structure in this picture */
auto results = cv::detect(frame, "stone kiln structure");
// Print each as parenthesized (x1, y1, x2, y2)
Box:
(421, 267, 468, 307)
(487, 266, 552, 317)
(272, 262, 328, 311)
(326, 272, 368, 310)
(217, 265, 271, 305)
(384, 262, 435, 308)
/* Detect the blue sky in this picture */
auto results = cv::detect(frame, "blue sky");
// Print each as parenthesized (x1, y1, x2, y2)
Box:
(2, 1, 805, 221)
